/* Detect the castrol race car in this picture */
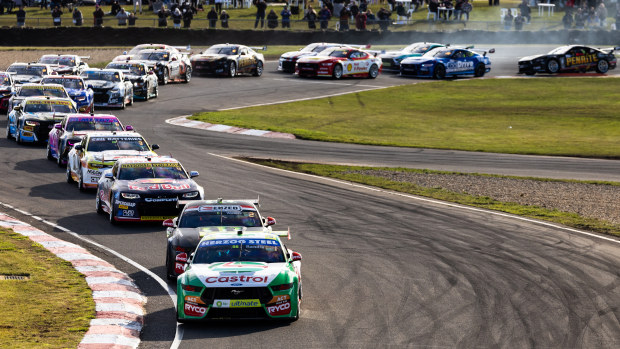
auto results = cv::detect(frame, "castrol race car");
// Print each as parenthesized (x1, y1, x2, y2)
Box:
(189, 44, 265, 77)
(41, 75, 94, 113)
(47, 114, 130, 166)
(96, 156, 203, 224)
(400, 47, 493, 79)
(7, 97, 76, 144)
(517, 45, 618, 75)
(295, 47, 382, 79)
(0, 72, 14, 114)
(176, 230, 302, 322)
(278, 43, 350, 73)
(379, 42, 445, 73)
(66, 131, 159, 190)
(163, 198, 288, 280)
(38, 54, 90, 75)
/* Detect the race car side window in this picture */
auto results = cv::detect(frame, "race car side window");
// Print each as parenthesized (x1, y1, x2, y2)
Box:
(112, 163, 120, 177)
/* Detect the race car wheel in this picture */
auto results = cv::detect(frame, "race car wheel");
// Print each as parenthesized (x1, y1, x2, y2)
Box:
(253, 61, 263, 77)
(546, 59, 560, 74)
(144, 85, 150, 101)
(162, 69, 170, 85)
(78, 173, 86, 192)
(16, 129, 23, 144)
(474, 64, 486, 77)
(5, 121, 12, 140)
(183, 67, 192, 83)
(128, 94, 134, 106)
(596, 59, 609, 74)
(165, 246, 177, 281)
(96, 190, 104, 214)
(332, 64, 343, 79)
(228, 62, 237, 77)
(433, 64, 446, 79)
(368, 64, 379, 79)
(120, 97, 126, 110)
(108, 196, 118, 225)
(46, 144, 54, 161)
(154, 86, 159, 98)
(66, 166, 75, 184)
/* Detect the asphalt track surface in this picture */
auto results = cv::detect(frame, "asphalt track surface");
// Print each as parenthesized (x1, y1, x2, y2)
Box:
(1, 45, 620, 348)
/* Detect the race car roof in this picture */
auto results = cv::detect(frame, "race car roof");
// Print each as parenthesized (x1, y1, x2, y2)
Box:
(64, 113, 119, 120)
(42, 75, 83, 80)
(22, 96, 74, 103)
(19, 83, 65, 89)
(115, 156, 178, 165)
(198, 230, 281, 241)
(84, 131, 143, 138)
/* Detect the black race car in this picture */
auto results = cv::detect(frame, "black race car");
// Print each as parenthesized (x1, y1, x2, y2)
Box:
(518, 45, 619, 75)
(189, 44, 265, 77)
(96, 156, 203, 224)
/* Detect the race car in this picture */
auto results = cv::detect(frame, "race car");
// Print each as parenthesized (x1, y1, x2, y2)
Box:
(6, 63, 53, 85)
(38, 54, 90, 75)
(176, 229, 302, 322)
(105, 61, 158, 100)
(133, 48, 191, 84)
(0, 72, 14, 114)
(41, 75, 94, 113)
(96, 156, 203, 224)
(6, 83, 71, 113)
(113, 43, 181, 62)
(47, 113, 130, 167)
(517, 45, 619, 75)
(6, 97, 76, 144)
(379, 42, 446, 73)
(163, 198, 289, 280)
(190, 44, 265, 77)
(81, 69, 134, 109)
(278, 43, 350, 73)
(400, 47, 493, 79)
(66, 131, 159, 191)
(295, 47, 382, 79)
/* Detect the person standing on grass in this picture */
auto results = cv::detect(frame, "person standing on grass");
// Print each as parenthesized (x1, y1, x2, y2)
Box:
(16, 5, 26, 27)
(281, 6, 291, 28)
(157, 5, 169, 27)
(377, 7, 391, 30)
(172, 7, 182, 28)
(93, 5, 104, 26)
(182, 7, 193, 28)
(514, 10, 525, 30)
(254, 0, 267, 28)
(52, 6, 63, 26)
(128, 12, 137, 26)
(318, 4, 331, 30)
(304, 5, 317, 29)
(117, 8, 129, 26)
(355, 10, 367, 30)
(563, 9, 574, 29)
(207, 6, 218, 28)
(215, 0, 222, 14)
(73, 7, 83, 26)
(220, 9, 229, 28)
(267, 9, 278, 28)
(339, 5, 351, 31)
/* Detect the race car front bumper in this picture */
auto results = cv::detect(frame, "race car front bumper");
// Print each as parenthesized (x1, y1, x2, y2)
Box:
(111, 193, 182, 222)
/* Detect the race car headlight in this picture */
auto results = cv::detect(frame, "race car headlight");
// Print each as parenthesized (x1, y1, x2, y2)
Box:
(270, 283, 293, 291)
(75, 96, 86, 101)
(181, 284, 203, 293)
(181, 191, 199, 199)
(121, 192, 140, 199)
(25, 120, 40, 126)
(321, 62, 333, 66)
(421, 63, 434, 68)
(89, 163, 104, 168)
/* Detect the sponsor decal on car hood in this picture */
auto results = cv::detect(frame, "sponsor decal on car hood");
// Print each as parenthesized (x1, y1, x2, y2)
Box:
(192, 54, 226, 62)
(13, 75, 42, 83)
(87, 80, 116, 89)
(193, 262, 286, 287)
(91, 150, 156, 160)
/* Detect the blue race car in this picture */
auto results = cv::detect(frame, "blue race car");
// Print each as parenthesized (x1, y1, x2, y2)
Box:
(41, 75, 94, 113)
(400, 47, 494, 79)
(378, 42, 445, 73)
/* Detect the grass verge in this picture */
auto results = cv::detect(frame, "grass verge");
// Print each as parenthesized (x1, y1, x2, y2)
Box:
(191, 78, 620, 158)
(242, 158, 620, 237)
(0, 228, 94, 348)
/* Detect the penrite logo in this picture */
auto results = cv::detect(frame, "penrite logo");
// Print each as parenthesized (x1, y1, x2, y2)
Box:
(267, 301, 291, 316)
(184, 303, 206, 317)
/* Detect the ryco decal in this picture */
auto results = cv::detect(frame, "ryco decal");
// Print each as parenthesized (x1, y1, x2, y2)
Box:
(267, 301, 291, 316)
(184, 303, 207, 317)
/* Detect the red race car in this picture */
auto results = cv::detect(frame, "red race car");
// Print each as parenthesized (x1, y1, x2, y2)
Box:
(295, 47, 382, 79)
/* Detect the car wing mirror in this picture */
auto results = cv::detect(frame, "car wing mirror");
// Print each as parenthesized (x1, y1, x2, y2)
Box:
(151, 144, 160, 150)
(74, 144, 83, 151)
(125, 125, 134, 131)
(189, 171, 199, 178)
(290, 251, 302, 262)
(13, 105, 21, 111)
(163, 218, 175, 227)
(264, 216, 276, 226)
(54, 123, 62, 129)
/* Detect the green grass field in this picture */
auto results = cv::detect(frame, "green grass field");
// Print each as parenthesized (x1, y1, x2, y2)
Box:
(191, 78, 620, 158)
(0, 228, 94, 348)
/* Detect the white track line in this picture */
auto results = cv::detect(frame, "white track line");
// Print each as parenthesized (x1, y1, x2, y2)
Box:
(209, 154, 620, 245)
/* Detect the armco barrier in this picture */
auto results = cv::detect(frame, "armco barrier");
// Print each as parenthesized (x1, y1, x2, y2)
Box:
(0, 27, 618, 46)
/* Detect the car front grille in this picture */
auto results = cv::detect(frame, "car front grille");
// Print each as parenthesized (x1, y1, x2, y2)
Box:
(200, 287, 272, 305)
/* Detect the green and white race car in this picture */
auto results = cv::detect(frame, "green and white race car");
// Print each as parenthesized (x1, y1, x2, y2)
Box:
(176, 230, 302, 321)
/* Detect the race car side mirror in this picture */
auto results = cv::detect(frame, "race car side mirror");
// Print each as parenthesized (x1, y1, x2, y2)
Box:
(13, 105, 21, 111)
(54, 123, 62, 129)
(104, 173, 113, 179)
(290, 251, 302, 262)
(163, 218, 175, 227)
(151, 144, 160, 150)
(74, 144, 83, 151)
(125, 125, 134, 131)
(124, 77, 130, 82)
(123, 51, 128, 55)
(87, 84, 93, 89)
(172, 57, 177, 61)
(148, 71, 154, 75)
(265, 217, 276, 226)
(189, 171, 199, 178)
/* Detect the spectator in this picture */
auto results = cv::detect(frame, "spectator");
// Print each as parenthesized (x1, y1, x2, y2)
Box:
(395, 2, 408, 21)
(281, 6, 291, 28)
(117, 7, 129, 26)
(359, 0, 368, 12)
(304, 5, 317, 29)
(220, 9, 229, 28)
(461, 0, 472, 21)
(454, 0, 464, 20)
(318, 4, 331, 29)
(387, 0, 395, 11)
(596, 3, 607, 27)
(439, 0, 453, 20)
(339, 5, 351, 30)
(93, 5, 104, 27)
(207, 6, 218, 28)
(366, 8, 376, 24)
(157, 5, 169, 27)
(16, 5, 26, 27)
(494, 0, 499, 6)
(514, 10, 525, 30)
(324, 0, 334, 14)
(350, 1, 359, 17)
(128, 12, 137, 26)
(41, 0, 48, 10)
(429, 0, 439, 18)
(562, 9, 574, 29)
(52, 6, 63, 26)
(133, 0, 142, 15)
(267, 9, 278, 28)
(518, 0, 530, 23)
(377, 6, 391, 30)
(503, 8, 512, 29)
(172, 7, 182, 28)
(333, 0, 344, 16)
(73, 7, 83, 26)
(182, 7, 193, 27)
(215, 0, 223, 13)
(254, 0, 267, 28)
(355, 9, 367, 30)
(111, 0, 121, 16)
(616, 7, 620, 30)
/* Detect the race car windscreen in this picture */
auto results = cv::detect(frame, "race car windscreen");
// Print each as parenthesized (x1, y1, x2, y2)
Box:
(81, 71, 121, 82)
(204, 46, 238, 55)
(179, 206, 263, 228)
(432, 49, 453, 58)
(193, 238, 286, 264)
(24, 102, 76, 114)
(7, 65, 48, 76)
(39, 56, 76, 66)
(86, 136, 150, 152)
(404, 44, 433, 54)
(118, 163, 188, 180)
(135, 52, 170, 61)
(65, 118, 123, 132)
(0, 74, 10, 86)
(328, 50, 350, 58)
(18, 87, 68, 98)
(107, 64, 145, 76)
(548, 46, 570, 54)
(42, 78, 84, 90)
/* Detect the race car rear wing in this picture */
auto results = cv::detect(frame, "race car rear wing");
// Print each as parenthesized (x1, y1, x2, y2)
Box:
(80, 56, 91, 60)
(272, 228, 291, 240)
(470, 48, 495, 56)
(598, 46, 620, 53)
(249, 46, 268, 51)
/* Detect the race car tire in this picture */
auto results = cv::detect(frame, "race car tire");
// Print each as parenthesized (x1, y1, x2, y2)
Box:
(108, 196, 118, 225)
(96, 189, 104, 214)
(128, 94, 134, 106)
(596, 59, 609, 74)
(154, 86, 159, 98)
(66, 166, 75, 184)
(287, 284, 302, 322)
(433, 64, 446, 79)
(183, 67, 192, 83)
(46, 144, 54, 161)
(474, 64, 486, 77)
(546, 59, 560, 74)
(5, 121, 12, 140)
(165, 245, 177, 281)
(253, 61, 263, 77)
(120, 97, 126, 110)
(78, 173, 86, 192)
(162, 69, 170, 85)
(332, 64, 343, 79)
(145, 85, 150, 101)
(228, 62, 237, 77)
(368, 64, 379, 79)
(16, 129, 23, 144)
